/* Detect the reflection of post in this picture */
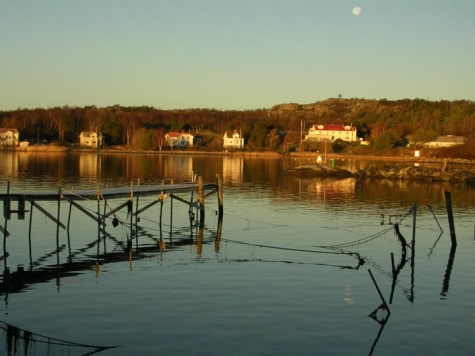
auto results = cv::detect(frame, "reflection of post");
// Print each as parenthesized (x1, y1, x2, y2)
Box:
(196, 228, 204, 256)
(444, 191, 457, 247)
(441, 245, 457, 299)
(215, 218, 223, 253)
(198, 176, 205, 228)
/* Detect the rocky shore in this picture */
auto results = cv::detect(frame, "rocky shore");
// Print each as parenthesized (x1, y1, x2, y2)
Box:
(287, 163, 475, 185)
(354, 164, 475, 185)
(285, 164, 353, 178)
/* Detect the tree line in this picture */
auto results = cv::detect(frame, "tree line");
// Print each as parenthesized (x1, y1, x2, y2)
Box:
(1, 98, 474, 154)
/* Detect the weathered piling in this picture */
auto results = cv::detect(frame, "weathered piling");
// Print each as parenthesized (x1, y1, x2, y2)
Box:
(444, 191, 457, 247)
(198, 176, 205, 227)
(2, 182, 10, 257)
(216, 174, 223, 221)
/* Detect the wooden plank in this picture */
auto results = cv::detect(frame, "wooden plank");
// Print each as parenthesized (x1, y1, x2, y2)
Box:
(0, 183, 218, 202)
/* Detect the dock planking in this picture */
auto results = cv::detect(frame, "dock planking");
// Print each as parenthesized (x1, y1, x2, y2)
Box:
(0, 182, 218, 202)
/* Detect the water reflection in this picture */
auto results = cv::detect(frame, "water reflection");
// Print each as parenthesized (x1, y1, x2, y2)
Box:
(0, 319, 117, 355)
(441, 245, 457, 299)
(1, 152, 474, 355)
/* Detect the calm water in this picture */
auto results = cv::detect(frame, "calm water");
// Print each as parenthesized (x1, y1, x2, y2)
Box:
(0, 151, 474, 355)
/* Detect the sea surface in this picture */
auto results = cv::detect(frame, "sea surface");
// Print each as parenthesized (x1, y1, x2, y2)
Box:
(0, 151, 474, 355)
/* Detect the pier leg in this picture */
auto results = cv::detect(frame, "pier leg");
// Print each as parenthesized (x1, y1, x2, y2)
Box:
(29, 201, 34, 269)
(67, 202, 73, 233)
(169, 197, 173, 238)
(3, 182, 10, 258)
(159, 199, 163, 229)
(135, 196, 140, 249)
(56, 187, 62, 265)
(198, 176, 205, 228)
(216, 174, 223, 221)
(410, 203, 417, 303)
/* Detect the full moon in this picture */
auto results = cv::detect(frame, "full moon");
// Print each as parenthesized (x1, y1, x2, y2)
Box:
(352, 6, 361, 15)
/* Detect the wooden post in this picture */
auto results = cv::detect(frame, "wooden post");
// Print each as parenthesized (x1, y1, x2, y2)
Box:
(411, 203, 417, 267)
(444, 191, 457, 246)
(135, 195, 140, 248)
(198, 176, 205, 228)
(3, 182, 10, 257)
(18, 197, 25, 220)
(28, 201, 33, 268)
(56, 187, 62, 265)
(159, 198, 163, 229)
(169, 195, 173, 237)
(216, 174, 223, 221)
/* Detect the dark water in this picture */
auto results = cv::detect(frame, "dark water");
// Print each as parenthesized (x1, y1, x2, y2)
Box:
(0, 151, 474, 355)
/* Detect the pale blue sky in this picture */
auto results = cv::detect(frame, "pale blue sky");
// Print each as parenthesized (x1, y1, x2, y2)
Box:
(1, 0, 474, 110)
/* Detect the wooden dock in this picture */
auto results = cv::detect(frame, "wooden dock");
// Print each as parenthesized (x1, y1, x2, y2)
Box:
(1, 175, 224, 257)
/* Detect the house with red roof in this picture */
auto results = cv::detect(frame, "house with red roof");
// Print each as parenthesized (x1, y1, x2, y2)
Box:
(165, 132, 194, 148)
(304, 124, 356, 142)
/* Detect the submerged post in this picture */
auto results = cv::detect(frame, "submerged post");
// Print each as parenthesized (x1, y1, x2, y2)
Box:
(216, 173, 223, 221)
(444, 191, 457, 247)
(198, 176, 205, 228)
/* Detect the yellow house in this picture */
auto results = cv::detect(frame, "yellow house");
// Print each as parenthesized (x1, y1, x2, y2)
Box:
(0, 128, 20, 146)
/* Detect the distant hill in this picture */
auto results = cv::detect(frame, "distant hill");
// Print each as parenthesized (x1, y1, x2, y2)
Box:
(269, 98, 402, 121)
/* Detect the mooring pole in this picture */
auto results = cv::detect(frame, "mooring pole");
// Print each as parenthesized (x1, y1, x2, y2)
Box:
(28, 201, 34, 269)
(3, 182, 10, 258)
(67, 202, 73, 233)
(444, 191, 457, 247)
(169, 196, 173, 237)
(97, 190, 101, 243)
(198, 176, 205, 228)
(411, 203, 417, 266)
(216, 173, 223, 221)
(135, 195, 140, 248)
(56, 187, 62, 265)
(159, 198, 163, 229)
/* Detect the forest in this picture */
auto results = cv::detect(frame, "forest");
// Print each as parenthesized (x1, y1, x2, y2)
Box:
(1, 98, 474, 157)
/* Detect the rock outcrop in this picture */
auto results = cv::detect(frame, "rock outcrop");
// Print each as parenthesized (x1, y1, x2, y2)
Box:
(286, 164, 352, 178)
(354, 164, 475, 185)
(287, 163, 475, 185)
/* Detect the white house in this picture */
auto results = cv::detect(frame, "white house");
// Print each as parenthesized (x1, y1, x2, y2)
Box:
(165, 132, 194, 148)
(425, 135, 465, 148)
(305, 124, 356, 142)
(0, 128, 20, 146)
(79, 131, 103, 148)
(223, 130, 244, 149)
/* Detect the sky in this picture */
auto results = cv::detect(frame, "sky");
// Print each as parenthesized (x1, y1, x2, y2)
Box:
(1, 0, 474, 111)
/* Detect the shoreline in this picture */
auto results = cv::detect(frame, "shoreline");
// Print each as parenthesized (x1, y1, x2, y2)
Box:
(7, 145, 475, 165)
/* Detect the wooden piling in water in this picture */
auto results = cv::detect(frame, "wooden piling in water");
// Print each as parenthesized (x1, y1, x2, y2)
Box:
(444, 191, 457, 247)
(3, 182, 10, 257)
(216, 174, 223, 221)
(198, 176, 205, 228)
